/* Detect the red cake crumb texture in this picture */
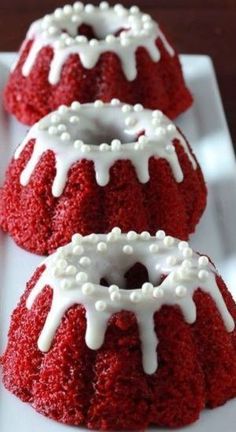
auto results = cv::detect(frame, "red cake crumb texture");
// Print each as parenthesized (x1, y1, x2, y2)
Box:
(0, 102, 206, 255)
(4, 3, 193, 125)
(1, 232, 236, 430)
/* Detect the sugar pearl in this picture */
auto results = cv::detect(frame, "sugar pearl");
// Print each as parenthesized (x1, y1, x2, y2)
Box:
(111, 139, 121, 151)
(82, 282, 94, 295)
(166, 256, 177, 266)
(155, 127, 166, 140)
(163, 236, 174, 247)
(175, 285, 187, 297)
(73, 2, 84, 12)
(73, 245, 84, 255)
(134, 103, 143, 112)
(48, 126, 58, 136)
(106, 34, 116, 43)
(85, 4, 94, 13)
(56, 259, 67, 270)
(121, 104, 131, 113)
(156, 230, 166, 240)
(142, 282, 153, 295)
(183, 247, 193, 258)
(94, 100, 104, 108)
(123, 245, 133, 255)
(130, 5, 140, 14)
(178, 241, 189, 250)
(165, 144, 175, 154)
(149, 244, 159, 253)
(89, 39, 98, 47)
(111, 98, 120, 105)
(130, 291, 142, 303)
(100, 143, 110, 152)
(95, 300, 107, 311)
(111, 227, 121, 235)
(198, 256, 209, 267)
(109, 284, 119, 294)
(61, 279, 73, 290)
(63, 5, 73, 15)
(74, 140, 83, 149)
(97, 242, 107, 252)
(110, 291, 121, 302)
(81, 144, 91, 153)
(71, 101, 81, 111)
(99, 1, 109, 10)
(141, 231, 150, 240)
(76, 272, 88, 283)
(69, 115, 80, 124)
(153, 287, 164, 298)
(57, 124, 66, 132)
(127, 231, 138, 241)
(65, 265, 77, 276)
(79, 257, 91, 267)
(71, 233, 82, 244)
(58, 105, 68, 114)
(198, 270, 209, 281)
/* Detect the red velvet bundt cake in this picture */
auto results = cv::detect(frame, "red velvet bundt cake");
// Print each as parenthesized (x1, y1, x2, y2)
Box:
(4, 2, 193, 125)
(0, 101, 206, 255)
(2, 230, 236, 429)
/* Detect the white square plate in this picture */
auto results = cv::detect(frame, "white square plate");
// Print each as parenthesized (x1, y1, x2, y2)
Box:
(0, 53, 236, 432)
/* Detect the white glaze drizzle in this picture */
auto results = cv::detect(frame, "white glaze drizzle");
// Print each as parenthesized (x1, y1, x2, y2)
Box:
(26, 229, 235, 375)
(18, 3, 175, 84)
(14, 101, 196, 198)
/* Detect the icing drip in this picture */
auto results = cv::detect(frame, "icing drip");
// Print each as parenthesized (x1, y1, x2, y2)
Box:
(15, 101, 196, 197)
(19, 3, 175, 84)
(26, 230, 235, 375)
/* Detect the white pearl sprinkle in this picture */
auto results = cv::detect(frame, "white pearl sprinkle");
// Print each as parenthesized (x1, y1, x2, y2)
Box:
(167, 124, 177, 134)
(181, 259, 192, 269)
(58, 105, 68, 114)
(60, 132, 71, 141)
(121, 104, 132, 113)
(65, 37, 73, 46)
(97, 242, 107, 252)
(74, 140, 83, 149)
(165, 144, 175, 154)
(175, 285, 187, 297)
(87, 233, 98, 243)
(108, 285, 119, 294)
(111, 139, 122, 151)
(50, 114, 60, 124)
(71, 233, 82, 244)
(142, 14, 151, 22)
(141, 231, 150, 240)
(56, 259, 67, 270)
(65, 265, 77, 276)
(73, 245, 84, 255)
(143, 21, 153, 31)
(155, 127, 166, 140)
(76, 35, 88, 43)
(48, 126, 58, 136)
(54, 8, 63, 19)
(110, 291, 121, 302)
(153, 287, 164, 298)
(76, 272, 88, 283)
(85, 4, 94, 13)
(134, 103, 143, 112)
(95, 300, 107, 311)
(106, 34, 116, 43)
(99, 1, 109, 10)
(198, 256, 209, 267)
(63, 5, 73, 15)
(127, 231, 138, 241)
(130, 291, 142, 303)
(48, 26, 58, 36)
(89, 39, 99, 47)
(178, 241, 189, 250)
(73, 2, 84, 12)
(81, 144, 91, 153)
(156, 230, 166, 240)
(120, 38, 130, 47)
(71, 101, 81, 111)
(123, 245, 133, 255)
(106, 232, 118, 242)
(163, 236, 175, 247)
(69, 115, 80, 124)
(183, 247, 193, 258)
(130, 5, 140, 14)
(94, 100, 104, 108)
(149, 244, 159, 253)
(198, 270, 209, 281)
(82, 282, 94, 295)
(79, 257, 91, 267)
(99, 143, 110, 152)
(111, 98, 120, 105)
(111, 227, 121, 235)
(152, 110, 163, 120)
(57, 124, 67, 133)
(142, 282, 153, 295)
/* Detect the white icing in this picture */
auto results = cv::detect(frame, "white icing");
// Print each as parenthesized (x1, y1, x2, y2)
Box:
(15, 101, 196, 197)
(26, 229, 235, 375)
(18, 3, 175, 84)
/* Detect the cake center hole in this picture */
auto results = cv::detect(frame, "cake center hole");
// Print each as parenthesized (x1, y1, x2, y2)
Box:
(100, 263, 150, 290)
(76, 23, 130, 41)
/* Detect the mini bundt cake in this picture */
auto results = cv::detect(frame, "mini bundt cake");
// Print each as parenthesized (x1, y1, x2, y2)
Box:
(0, 101, 206, 255)
(2, 230, 236, 430)
(4, 2, 193, 125)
